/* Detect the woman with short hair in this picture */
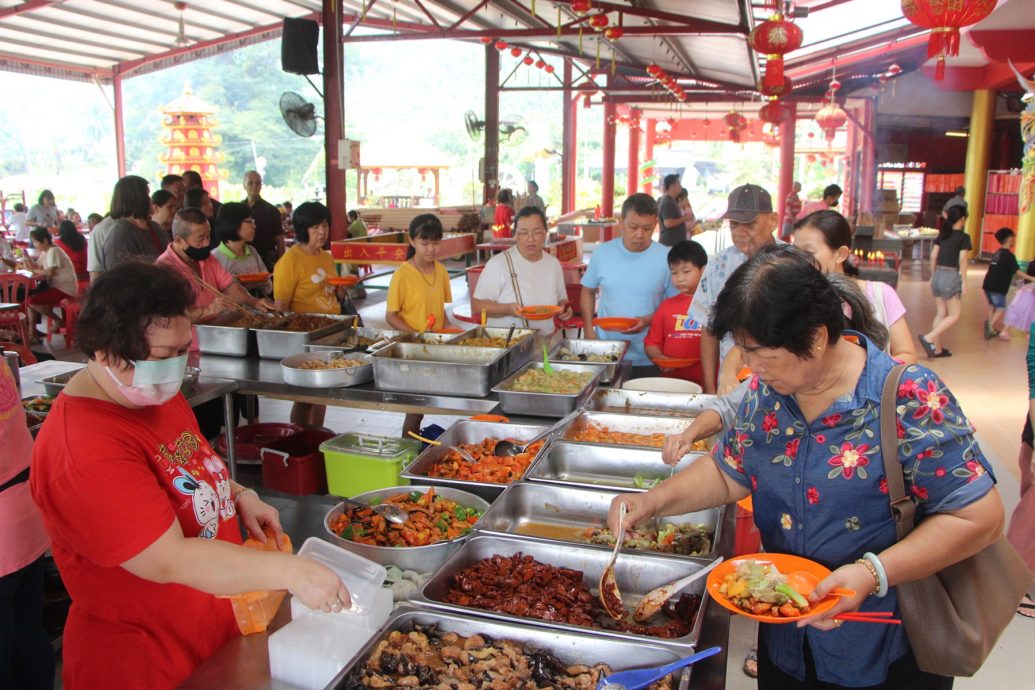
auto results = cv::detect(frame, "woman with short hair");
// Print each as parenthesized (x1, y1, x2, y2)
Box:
(213, 202, 271, 296)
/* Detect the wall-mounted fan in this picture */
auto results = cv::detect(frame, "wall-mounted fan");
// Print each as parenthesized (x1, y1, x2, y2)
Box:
(463, 111, 529, 146)
(464, 110, 485, 141)
(280, 92, 321, 137)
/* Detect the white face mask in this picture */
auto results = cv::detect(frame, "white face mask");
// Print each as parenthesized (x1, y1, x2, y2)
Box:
(105, 354, 188, 407)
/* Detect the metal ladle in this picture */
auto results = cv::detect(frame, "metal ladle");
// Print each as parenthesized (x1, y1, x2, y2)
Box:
(492, 408, 581, 457)
(338, 496, 409, 525)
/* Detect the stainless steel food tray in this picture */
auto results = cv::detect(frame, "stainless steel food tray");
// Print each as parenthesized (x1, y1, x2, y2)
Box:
(394, 332, 460, 345)
(548, 338, 629, 383)
(327, 607, 688, 689)
(253, 314, 350, 359)
(491, 361, 602, 417)
(589, 388, 716, 417)
(560, 411, 703, 449)
(371, 342, 509, 397)
(194, 322, 255, 356)
(476, 482, 722, 560)
(306, 327, 403, 353)
(416, 534, 708, 648)
(448, 326, 536, 376)
(526, 440, 711, 492)
(323, 485, 490, 572)
(401, 420, 549, 501)
(280, 351, 374, 388)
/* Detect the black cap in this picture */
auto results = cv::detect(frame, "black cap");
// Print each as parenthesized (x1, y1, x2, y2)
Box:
(721, 184, 773, 223)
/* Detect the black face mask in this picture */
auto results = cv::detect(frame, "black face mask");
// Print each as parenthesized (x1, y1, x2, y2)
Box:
(183, 245, 211, 261)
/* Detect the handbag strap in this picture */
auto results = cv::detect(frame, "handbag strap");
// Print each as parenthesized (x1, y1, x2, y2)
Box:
(879, 363, 917, 541)
(502, 250, 530, 329)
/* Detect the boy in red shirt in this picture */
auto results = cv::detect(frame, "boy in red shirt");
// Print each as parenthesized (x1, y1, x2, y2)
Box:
(644, 240, 708, 385)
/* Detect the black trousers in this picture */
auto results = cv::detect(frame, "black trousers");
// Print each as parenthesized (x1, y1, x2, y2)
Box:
(757, 630, 953, 690)
(0, 556, 54, 690)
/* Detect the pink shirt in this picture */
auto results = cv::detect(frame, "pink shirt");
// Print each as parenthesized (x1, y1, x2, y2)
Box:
(798, 200, 830, 220)
(863, 279, 906, 326)
(0, 361, 49, 576)
(156, 246, 235, 350)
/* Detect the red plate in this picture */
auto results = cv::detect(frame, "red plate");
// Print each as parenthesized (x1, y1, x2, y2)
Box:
(593, 317, 638, 332)
(517, 305, 563, 321)
(237, 272, 270, 283)
(326, 275, 360, 287)
(651, 356, 699, 369)
(706, 553, 839, 623)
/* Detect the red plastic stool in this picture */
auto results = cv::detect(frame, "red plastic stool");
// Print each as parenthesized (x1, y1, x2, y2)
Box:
(47, 298, 80, 347)
(556, 316, 584, 338)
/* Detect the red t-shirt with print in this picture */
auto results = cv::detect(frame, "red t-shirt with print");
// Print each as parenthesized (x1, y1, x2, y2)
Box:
(30, 392, 243, 690)
(644, 293, 703, 384)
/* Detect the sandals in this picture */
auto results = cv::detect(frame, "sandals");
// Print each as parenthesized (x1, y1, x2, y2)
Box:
(743, 648, 758, 678)
(934, 348, 953, 358)
(918, 334, 937, 358)
(1017, 594, 1035, 619)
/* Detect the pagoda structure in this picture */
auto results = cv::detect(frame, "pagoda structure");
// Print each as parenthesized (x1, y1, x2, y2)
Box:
(158, 82, 227, 198)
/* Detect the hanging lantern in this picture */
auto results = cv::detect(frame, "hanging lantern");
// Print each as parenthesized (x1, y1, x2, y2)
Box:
(589, 13, 608, 30)
(725, 110, 748, 143)
(372, 167, 383, 181)
(535, 59, 546, 69)
(510, 47, 522, 57)
(806, 154, 817, 164)
(762, 123, 781, 147)
(760, 75, 794, 97)
(886, 62, 902, 77)
(523, 56, 534, 65)
(603, 26, 623, 40)
(544, 64, 555, 74)
(571, 0, 592, 13)
(480, 36, 493, 44)
(815, 102, 848, 143)
(759, 101, 791, 124)
(494, 40, 508, 50)
(646, 63, 663, 77)
(828, 78, 842, 93)
(751, 14, 803, 89)
(901, 0, 995, 80)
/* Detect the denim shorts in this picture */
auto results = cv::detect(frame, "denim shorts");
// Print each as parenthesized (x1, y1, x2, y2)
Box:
(985, 290, 1007, 309)
(931, 267, 962, 299)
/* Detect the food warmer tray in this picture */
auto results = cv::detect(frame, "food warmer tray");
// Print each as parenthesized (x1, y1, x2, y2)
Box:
(254, 314, 351, 359)
(448, 326, 537, 376)
(589, 388, 715, 417)
(526, 440, 710, 493)
(547, 338, 629, 384)
(560, 411, 704, 449)
(194, 322, 255, 357)
(306, 327, 404, 353)
(371, 342, 510, 398)
(491, 361, 602, 417)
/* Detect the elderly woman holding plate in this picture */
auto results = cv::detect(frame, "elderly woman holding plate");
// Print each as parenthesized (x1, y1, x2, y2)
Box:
(609, 248, 1003, 689)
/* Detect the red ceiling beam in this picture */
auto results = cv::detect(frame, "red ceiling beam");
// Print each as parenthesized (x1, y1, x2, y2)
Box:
(923, 60, 1035, 91)
(554, 0, 744, 31)
(340, 23, 742, 43)
(968, 30, 1035, 63)
(0, 0, 59, 20)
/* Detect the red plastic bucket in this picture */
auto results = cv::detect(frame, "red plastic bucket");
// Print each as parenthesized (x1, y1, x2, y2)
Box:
(259, 428, 337, 495)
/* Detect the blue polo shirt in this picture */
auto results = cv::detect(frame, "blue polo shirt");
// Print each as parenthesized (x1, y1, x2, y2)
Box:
(581, 238, 676, 365)
(714, 334, 994, 686)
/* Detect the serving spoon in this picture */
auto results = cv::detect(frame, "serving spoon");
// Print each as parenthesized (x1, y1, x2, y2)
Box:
(596, 647, 723, 690)
(632, 557, 724, 622)
(338, 496, 409, 525)
(407, 431, 480, 464)
(599, 502, 626, 620)
(492, 408, 581, 457)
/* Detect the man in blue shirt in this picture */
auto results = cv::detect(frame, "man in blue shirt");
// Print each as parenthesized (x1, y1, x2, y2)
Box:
(581, 193, 677, 368)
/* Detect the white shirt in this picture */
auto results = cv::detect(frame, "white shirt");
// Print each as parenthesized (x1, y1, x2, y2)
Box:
(0, 237, 14, 274)
(9, 212, 28, 242)
(40, 245, 77, 297)
(473, 247, 567, 335)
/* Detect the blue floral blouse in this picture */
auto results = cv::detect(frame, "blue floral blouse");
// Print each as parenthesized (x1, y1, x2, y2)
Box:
(714, 334, 994, 686)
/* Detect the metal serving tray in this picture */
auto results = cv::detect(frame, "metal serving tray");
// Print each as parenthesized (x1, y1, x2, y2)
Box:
(395, 332, 459, 345)
(560, 411, 700, 449)
(327, 606, 687, 689)
(194, 322, 255, 357)
(448, 326, 536, 376)
(548, 338, 629, 384)
(526, 440, 710, 492)
(589, 388, 715, 417)
(401, 420, 550, 501)
(254, 314, 350, 359)
(492, 361, 602, 417)
(416, 534, 708, 649)
(476, 482, 722, 561)
(371, 343, 509, 397)
(280, 351, 374, 388)
(306, 327, 404, 353)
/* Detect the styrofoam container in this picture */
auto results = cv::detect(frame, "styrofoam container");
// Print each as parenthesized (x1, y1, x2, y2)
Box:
(268, 612, 379, 690)
(623, 377, 704, 394)
(294, 537, 388, 625)
(290, 582, 391, 629)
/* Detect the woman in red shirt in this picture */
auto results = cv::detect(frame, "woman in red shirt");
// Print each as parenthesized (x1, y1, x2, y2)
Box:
(56, 220, 88, 282)
(30, 263, 351, 690)
(494, 188, 515, 239)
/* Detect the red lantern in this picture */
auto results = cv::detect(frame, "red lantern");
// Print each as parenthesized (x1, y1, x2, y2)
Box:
(510, 47, 522, 57)
(544, 64, 555, 74)
(495, 40, 508, 50)
(571, 0, 592, 13)
(806, 154, 817, 164)
(815, 102, 847, 143)
(480, 37, 493, 44)
(535, 59, 546, 69)
(759, 101, 790, 124)
(902, 0, 995, 80)
(523, 56, 534, 65)
(751, 15, 803, 90)
(760, 75, 793, 97)
(603, 26, 623, 40)
(589, 13, 608, 29)
(828, 78, 841, 92)
(886, 62, 902, 77)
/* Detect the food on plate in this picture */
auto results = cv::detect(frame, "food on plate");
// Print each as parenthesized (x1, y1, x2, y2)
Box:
(295, 355, 366, 370)
(340, 624, 674, 689)
(718, 559, 812, 618)
(22, 396, 53, 414)
(583, 522, 713, 556)
(425, 438, 546, 484)
(504, 368, 595, 395)
(556, 347, 619, 363)
(328, 488, 481, 547)
(569, 422, 708, 450)
(442, 553, 698, 638)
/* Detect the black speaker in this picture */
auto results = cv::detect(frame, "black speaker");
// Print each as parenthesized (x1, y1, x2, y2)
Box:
(281, 17, 320, 75)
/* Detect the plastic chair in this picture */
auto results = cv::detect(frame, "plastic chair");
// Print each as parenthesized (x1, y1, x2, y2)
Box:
(0, 274, 33, 345)
(46, 298, 80, 348)
(0, 341, 36, 365)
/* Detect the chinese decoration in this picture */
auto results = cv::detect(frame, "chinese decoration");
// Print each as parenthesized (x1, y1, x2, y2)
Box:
(158, 82, 226, 199)
(751, 10, 803, 91)
(901, 0, 996, 80)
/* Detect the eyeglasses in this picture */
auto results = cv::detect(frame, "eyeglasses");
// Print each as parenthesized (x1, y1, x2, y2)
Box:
(515, 230, 547, 239)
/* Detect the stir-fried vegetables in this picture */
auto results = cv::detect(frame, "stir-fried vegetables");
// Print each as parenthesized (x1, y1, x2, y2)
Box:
(504, 369, 594, 394)
(718, 559, 811, 617)
(328, 488, 481, 547)
(583, 522, 713, 556)
(426, 438, 546, 484)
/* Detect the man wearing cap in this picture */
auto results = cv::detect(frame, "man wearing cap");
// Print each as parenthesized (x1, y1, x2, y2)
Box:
(688, 184, 779, 394)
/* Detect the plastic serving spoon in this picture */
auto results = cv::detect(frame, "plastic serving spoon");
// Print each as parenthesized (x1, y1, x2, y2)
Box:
(599, 502, 626, 620)
(421, 314, 436, 334)
(787, 570, 855, 599)
(492, 408, 581, 457)
(338, 496, 409, 525)
(633, 557, 724, 622)
(407, 431, 480, 464)
(596, 647, 723, 690)
(481, 308, 487, 327)
(542, 343, 555, 374)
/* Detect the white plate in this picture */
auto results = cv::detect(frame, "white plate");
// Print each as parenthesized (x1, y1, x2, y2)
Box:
(622, 377, 703, 394)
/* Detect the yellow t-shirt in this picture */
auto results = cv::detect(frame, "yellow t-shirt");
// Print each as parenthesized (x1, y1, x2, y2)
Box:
(386, 261, 452, 331)
(272, 245, 341, 315)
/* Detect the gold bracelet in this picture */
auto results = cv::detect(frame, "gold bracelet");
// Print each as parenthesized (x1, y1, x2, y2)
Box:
(855, 558, 880, 596)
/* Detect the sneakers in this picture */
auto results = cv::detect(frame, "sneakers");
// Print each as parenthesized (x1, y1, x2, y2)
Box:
(984, 320, 994, 340)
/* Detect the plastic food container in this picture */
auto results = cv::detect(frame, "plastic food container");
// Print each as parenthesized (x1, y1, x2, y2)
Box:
(320, 433, 420, 498)
(292, 537, 389, 628)
(268, 612, 380, 690)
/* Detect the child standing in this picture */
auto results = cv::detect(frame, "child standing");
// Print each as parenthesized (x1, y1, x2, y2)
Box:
(386, 214, 456, 435)
(644, 240, 708, 385)
(983, 228, 1035, 339)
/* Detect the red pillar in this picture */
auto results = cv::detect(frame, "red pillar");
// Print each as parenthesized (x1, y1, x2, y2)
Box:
(562, 59, 576, 214)
(602, 101, 617, 217)
(642, 118, 655, 194)
(627, 110, 640, 197)
(113, 66, 126, 178)
(323, 0, 347, 240)
(859, 97, 877, 216)
(845, 112, 859, 219)
(777, 102, 797, 229)
(483, 46, 501, 205)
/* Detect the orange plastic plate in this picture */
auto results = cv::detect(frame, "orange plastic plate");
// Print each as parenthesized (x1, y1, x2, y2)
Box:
(237, 272, 270, 283)
(326, 275, 360, 287)
(706, 553, 838, 624)
(651, 357, 700, 369)
(593, 317, 638, 332)
(518, 305, 563, 321)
